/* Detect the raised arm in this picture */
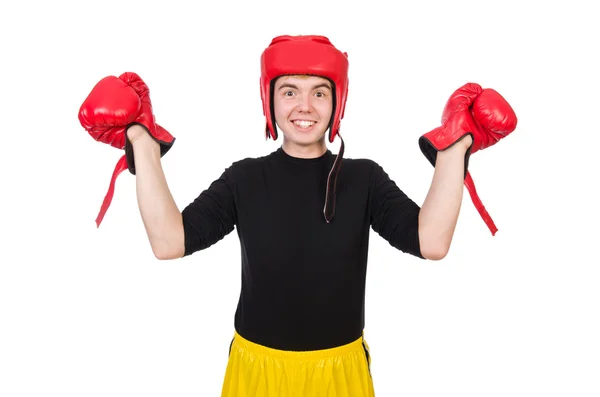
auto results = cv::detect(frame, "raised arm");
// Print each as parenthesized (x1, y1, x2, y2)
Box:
(418, 82, 518, 256)
(127, 125, 184, 260)
(79, 71, 235, 260)
(418, 135, 472, 260)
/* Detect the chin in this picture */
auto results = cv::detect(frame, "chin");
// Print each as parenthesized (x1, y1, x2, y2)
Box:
(284, 125, 327, 145)
(286, 135, 324, 148)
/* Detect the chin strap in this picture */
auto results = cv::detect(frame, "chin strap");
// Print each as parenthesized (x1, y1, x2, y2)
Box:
(464, 170, 497, 236)
(323, 133, 345, 223)
(95, 154, 129, 228)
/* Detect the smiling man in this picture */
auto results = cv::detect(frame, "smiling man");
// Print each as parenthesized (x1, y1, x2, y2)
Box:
(79, 34, 517, 396)
(272, 75, 334, 157)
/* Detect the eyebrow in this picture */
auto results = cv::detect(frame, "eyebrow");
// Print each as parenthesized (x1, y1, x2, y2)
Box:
(277, 82, 332, 91)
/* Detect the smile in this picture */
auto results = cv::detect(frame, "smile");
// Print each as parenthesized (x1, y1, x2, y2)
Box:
(292, 120, 317, 129)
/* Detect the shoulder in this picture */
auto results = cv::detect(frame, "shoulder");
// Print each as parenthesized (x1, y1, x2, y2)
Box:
(340, 156, 399, 195)
(222, 151, 277, 179)
(231, 151, 275, 168)
(339, 156, 383, 180)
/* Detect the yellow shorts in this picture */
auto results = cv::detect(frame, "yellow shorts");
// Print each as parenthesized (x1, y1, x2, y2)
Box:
(221, 331, 375, 397)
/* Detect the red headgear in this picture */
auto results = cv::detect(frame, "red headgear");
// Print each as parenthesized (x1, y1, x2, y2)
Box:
(259, 35, 350, 223)
(260, 35, 349, 142)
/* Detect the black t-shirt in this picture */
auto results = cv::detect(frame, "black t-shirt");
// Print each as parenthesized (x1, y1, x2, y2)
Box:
(181, 147, 423, 351)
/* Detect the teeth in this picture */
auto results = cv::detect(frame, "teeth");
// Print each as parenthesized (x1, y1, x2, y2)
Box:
(293, 120, 315, 128)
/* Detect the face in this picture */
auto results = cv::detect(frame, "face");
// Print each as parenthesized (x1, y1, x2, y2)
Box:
(273, 75, 333, 151)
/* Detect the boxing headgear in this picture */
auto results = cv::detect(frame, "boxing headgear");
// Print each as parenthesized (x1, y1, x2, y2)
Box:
(260, 35, 349, 142)
(259, 35, 350, 223)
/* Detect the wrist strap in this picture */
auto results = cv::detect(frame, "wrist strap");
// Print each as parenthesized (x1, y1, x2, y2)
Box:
(464, 171, 498, 236)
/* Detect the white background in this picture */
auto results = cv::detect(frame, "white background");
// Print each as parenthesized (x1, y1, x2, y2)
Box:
(1, 0, 599, 396)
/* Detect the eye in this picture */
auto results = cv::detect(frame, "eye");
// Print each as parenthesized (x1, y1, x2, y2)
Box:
(284, 90, 294, 97)
(315, 91, 326, 97)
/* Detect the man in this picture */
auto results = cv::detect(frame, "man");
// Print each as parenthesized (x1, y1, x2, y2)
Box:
(79, 35, 517, 396)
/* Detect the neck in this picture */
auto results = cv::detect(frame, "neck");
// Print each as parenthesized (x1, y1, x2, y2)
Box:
(281, 138, 327, 159)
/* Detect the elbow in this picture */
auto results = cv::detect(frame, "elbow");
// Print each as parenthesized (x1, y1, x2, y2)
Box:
(151, 219, 186, 260)
(417, 218, 453, 261)
(420, 244, 449, 261)
(418, 233, 451, 261)
(152, 241, 185, 260)
(153, 248, 184, 261)
(153, 250, 171, 261)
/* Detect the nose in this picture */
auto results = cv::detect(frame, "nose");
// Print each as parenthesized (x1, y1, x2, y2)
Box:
(296, 93, 313, 113)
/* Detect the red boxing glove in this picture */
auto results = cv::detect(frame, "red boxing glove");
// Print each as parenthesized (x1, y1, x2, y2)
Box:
(470, 88, 518, 153)
(419, 83, 517, 235)
(78, 72, 175, 227)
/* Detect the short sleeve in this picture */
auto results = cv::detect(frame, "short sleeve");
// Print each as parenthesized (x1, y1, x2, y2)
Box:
(369, 162, 424, 259)
(181, 166, 237, 256)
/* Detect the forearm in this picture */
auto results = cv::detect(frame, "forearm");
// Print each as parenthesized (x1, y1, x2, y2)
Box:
(130, 128, 184, 259)
(418, 138, 471, 259)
